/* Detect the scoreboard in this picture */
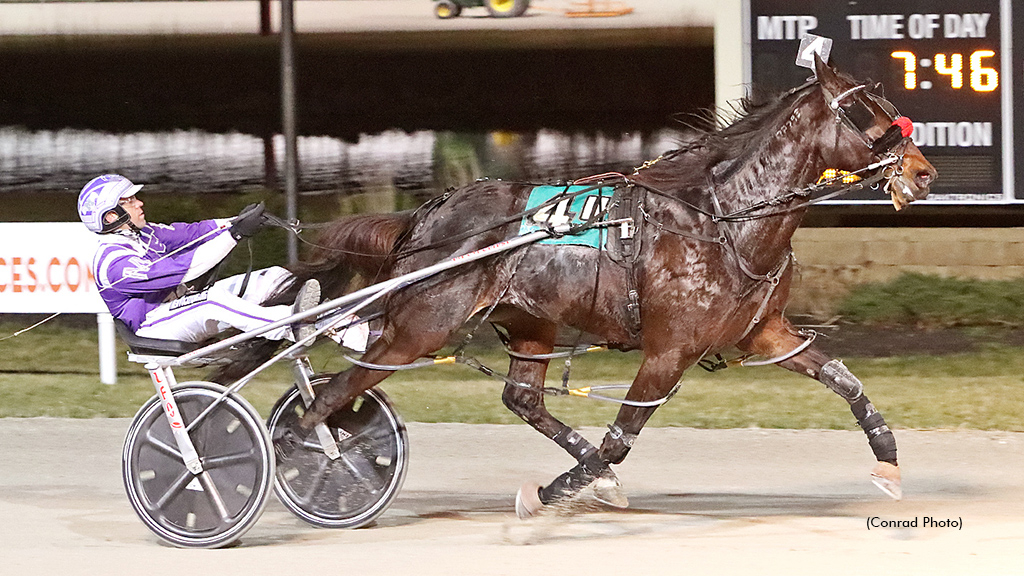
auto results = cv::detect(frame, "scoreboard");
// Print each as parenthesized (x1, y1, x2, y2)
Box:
(743, 0, 1017, 204)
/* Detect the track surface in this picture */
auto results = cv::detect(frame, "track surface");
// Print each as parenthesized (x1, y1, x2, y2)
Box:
(1, 419, 1022, 574)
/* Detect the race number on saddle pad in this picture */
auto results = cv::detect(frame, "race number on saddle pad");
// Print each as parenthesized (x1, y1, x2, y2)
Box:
(518, 186, 614, 249)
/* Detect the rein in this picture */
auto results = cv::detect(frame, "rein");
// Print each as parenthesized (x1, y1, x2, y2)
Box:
(265, 181, 621, 262)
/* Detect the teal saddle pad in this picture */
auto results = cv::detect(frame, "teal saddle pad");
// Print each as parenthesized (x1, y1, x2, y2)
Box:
(517, 185, 616, 249)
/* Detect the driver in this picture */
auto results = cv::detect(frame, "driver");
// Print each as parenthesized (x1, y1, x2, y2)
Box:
(77, 173, 323, 345)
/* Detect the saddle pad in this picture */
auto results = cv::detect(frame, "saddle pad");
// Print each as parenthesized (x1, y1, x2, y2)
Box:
(518, 185, 615, 249)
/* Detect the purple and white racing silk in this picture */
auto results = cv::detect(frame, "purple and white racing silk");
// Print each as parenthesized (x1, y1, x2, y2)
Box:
(92, 219, 234, 331)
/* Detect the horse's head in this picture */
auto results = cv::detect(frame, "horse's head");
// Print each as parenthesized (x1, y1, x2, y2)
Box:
(814, 56, 937, 211)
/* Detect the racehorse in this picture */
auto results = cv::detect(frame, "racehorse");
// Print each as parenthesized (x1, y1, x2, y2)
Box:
(224, 56, 936, 516)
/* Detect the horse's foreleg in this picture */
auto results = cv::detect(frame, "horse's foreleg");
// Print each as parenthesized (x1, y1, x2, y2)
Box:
(597, 350, 688, 465)
(501, 322, 600, 465)
(739, 315, 901, 499)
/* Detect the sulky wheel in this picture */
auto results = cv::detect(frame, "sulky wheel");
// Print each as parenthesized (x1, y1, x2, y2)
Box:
(485, 0, 529, 18)
(434, 0, 462, 19)
(122, 382, 274, 548)
(267, 377, 409, 529)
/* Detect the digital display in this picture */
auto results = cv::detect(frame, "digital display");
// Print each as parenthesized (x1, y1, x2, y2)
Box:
(744, 0, 1015, 203)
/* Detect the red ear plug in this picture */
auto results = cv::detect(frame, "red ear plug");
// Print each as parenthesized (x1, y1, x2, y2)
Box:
(893, 116, 913, 138)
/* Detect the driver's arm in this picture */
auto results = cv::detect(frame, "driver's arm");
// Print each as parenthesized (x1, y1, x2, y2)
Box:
(180, 227, 236, 283)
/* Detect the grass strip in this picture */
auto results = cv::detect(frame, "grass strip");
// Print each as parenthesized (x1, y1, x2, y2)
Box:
(2, 321, 1021, 430)
(839, 273, 1024, 328)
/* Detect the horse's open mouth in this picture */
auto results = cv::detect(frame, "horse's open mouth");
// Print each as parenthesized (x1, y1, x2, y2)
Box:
(889, 151, 937, 211)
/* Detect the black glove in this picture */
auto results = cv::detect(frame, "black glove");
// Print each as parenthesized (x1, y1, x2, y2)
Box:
(229, 202, 266, 240)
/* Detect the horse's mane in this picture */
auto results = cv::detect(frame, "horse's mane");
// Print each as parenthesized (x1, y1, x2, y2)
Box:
(634, 80, 821, 188)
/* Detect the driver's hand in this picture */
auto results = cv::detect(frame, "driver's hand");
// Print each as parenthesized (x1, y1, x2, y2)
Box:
(229, 202, 267, 240)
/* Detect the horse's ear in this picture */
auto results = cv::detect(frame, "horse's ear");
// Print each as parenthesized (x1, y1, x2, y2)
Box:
(813, 53, 835, 82)
(813, 53, 843, 97)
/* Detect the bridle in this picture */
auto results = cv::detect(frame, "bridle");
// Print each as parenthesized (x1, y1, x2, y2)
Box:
(825, 83, 914, 155)
(690, 80, 919, 354)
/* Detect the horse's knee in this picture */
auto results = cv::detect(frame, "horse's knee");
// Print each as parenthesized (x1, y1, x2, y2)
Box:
(818, 359, 863, 402)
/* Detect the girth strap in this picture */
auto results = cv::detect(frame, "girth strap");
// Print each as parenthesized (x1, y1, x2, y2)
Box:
(605, 185, 645, 339)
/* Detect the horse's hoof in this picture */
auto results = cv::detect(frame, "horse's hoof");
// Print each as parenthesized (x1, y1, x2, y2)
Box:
(871, 461, 902, 500)
(592, 475, 629, 509)
(515, 481, 544, 519)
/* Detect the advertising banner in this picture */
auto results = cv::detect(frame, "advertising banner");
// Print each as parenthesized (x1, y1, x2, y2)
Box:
(0, 222, 105, 313)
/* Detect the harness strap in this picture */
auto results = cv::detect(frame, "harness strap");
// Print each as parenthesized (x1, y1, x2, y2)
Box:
(709, 187, 788, 283)
(639, 203, 722, 243)
(738, 254, 791, 341)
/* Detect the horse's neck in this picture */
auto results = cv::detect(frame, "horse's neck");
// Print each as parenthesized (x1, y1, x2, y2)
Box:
(714, 98, 831, 275)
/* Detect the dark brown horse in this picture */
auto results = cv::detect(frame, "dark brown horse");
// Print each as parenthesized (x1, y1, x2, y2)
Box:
(233, 57, 936, 515)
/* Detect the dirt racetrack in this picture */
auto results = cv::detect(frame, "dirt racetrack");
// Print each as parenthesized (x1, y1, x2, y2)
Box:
(1, 418, 1022, 574)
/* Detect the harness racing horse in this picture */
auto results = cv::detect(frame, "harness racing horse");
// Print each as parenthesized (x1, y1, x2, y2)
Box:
(235, 57, 937, 516)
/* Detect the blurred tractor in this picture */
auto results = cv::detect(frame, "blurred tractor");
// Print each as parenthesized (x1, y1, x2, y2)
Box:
(433, 0, 530, 19)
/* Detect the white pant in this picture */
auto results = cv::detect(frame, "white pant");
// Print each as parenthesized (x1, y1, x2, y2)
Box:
(136, 267, 296, 343)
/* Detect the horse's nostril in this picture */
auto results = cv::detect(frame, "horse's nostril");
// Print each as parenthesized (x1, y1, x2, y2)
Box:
(915, 169, 936, 188)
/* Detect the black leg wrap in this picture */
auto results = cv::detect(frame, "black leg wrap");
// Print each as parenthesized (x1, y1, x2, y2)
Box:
(538, 455, 608, 505)
(850, 396, 898, 464)
(552, 425, 598, 463)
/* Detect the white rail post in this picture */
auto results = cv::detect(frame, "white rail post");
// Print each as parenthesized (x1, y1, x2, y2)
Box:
(97, 312, 117, 385)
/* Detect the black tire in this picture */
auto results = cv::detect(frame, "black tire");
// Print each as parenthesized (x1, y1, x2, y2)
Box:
(267, 378, 409, 529)
(486, 0, 529, 18)
(122, 382, 273, 548)
(434, 0, 462, 19)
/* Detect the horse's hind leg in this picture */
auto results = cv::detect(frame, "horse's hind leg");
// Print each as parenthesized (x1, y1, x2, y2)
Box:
(299, 307, 465, 429)
(516, 340, 694, 517)
(739, 314, 901, 499)
(497, 315, 618, 516)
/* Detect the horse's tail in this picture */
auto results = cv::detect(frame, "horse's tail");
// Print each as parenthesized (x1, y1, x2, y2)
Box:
(294, 210, 416, 299)
(207, 211, 415, 384)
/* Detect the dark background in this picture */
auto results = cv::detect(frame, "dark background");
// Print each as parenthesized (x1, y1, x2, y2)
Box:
(1, 28, 1021, 226)
(0, 31, 713, 139)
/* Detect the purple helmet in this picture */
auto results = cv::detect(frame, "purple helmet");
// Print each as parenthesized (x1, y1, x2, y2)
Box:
(77, 174, 143, 233)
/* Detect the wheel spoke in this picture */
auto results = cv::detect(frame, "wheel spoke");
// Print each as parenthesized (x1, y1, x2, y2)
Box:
(297, 455, 332, 505)
(152, 468, 195, 510)
(143, 427, 182, 460)
(340, 452, 382, 496)
(197, 471, 232, 522)
(334, 415, 396, 450)
(299, 436, 329, 453)
(202, 446, 259, 470)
